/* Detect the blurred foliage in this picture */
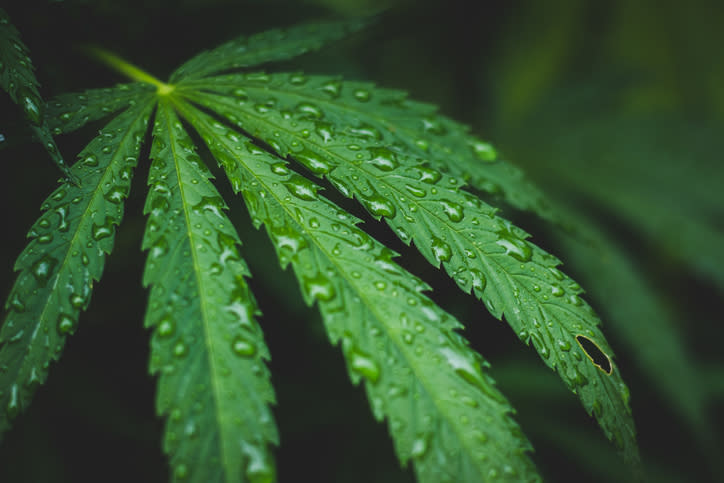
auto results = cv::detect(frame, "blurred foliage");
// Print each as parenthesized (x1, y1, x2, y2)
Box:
(0, 0, 722, 482)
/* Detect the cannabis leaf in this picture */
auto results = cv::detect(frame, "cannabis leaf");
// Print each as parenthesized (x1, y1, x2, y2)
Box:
(1, 18, 642, 482)
(0, 7, 75, 182)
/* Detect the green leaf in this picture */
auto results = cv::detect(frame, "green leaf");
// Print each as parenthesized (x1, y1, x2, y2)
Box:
(0, 7, 74, 181)
(169, 20, 365, 83)
(0, 95, 154, 437)
(44, 82, 155, 135)
(143, 99, 277, 483)
(177, 73, 563, 226)
(179, 85, 640, 466)
(178, 99, 540, 482)
(549, 209, 711, 441)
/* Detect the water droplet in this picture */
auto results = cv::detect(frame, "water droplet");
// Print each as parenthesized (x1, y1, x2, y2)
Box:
(57, 313, 76, 335)
(470, 269, 486, 292)
(31, 255, 58, 287)
(242, 442, 275, 483)
(303, 273, 336, 302)
(414, 165, 442, 184)
(495, 225, 532, 262)
(320, 79, 342, 98)
(421, 117, 447, 136)
(294, 149, 331, 175)
(284, 174, 318, 201)
(348, 122, 382, 140)
(158, 316, 175, 337)
(83, 154, 99, 166)
(558, 340, 571, 351)
(174, 341, 188, 358)
(231, 336, 256, 357)
(314, 121, 335, 143)
(551, 284, 564, 297)
(360, 193, 396, 218)
(404, 184, 426, 198)
(192, 196, 225, 218)
(70, 293, 86, 309)
(289, 73, 307, 85)
(363, 149, 397, 173)
(295, 102, 323, 119)
(440, 199, 464, 222)
(92, 216, 115, 241)
(353, 89, 371, 102)
(346, 345, 380, 383)
(270, 162, 289, 176)
(410, 433, 429, 458)
(470, 141, 497, 161)
(174, 464, 188, 479)
(5, 384, 19, 420)
(431, 237, 452, 263)
(104, 186, 126, 204)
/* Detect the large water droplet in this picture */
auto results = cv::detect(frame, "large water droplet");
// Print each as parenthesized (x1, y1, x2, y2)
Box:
(284, 174, 318, 201)
(92, 216, 115, 241)
(367, 147, 398, 171)
(320, 80, 342, 98)
(495, 226, 532, 262)
(303, 273, 336, 302)
(295, 102, 323, 119)
(410, 433, 430, 458)
(470, 140, 498, 161)
(360, 192, 396, 218)
(431, 237, 452, 263)
(57, 313, 77, 335)
(242, 442, 275, 483)
(231, 336, 256, 357)
(414, 165, 442, 184)
(440, 199, 464, 222)
(192, 196, 225, 218)
(346, 346, 380, 383)
(157, 316, 175, 337)
(294, 149, 332, 175)
(31, 255, 58, 287)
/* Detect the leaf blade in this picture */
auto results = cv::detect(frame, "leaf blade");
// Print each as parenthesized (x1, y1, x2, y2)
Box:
(179, 99, 541, 483)
(0, 95, 155, 437)
(182, 86, 640, 466)
(143, 99, 277, 483)
(169, 20, 365, 83)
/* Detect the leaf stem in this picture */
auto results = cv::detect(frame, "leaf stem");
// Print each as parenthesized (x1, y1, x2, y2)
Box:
(84, 46, 175, 95)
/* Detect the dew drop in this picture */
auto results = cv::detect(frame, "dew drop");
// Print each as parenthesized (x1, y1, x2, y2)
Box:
(320, 79, 342, 98)
(360, 193, 396, 218)
(57, 313, 76, 335)
(410, 434, 429, 458)
(303, 273, 336, 302)
(5, 384, 19, 420)
(415, 165, 442, 184)
(470, 269, 486, 291)
(231, 336, 256, 357)
(431, 237, 452, 263)
(284, 174, 318, 201)
(192, 196, 225, 218)
(295, 102, 323, 119)
(470, 141, 497, 161)
(31, 255, 58, 287)
(294, 149, 331, 175)
(440, 199, 464, 222)
(346, 346, 381, 383)
(404, 184, 426, 198)
(367, 147, 399, 171)
(174, 464, 188, 480)
(242, 442, 275, 483)
(173, 341, 188, 358)
(495, 225, 532, 262)
(157, 316, 175, 337)
(353, 89, 371, 102)
(92, 216, 115, 241)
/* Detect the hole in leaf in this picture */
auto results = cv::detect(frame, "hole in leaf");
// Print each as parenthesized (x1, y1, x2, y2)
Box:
(575, 335, 612, 375)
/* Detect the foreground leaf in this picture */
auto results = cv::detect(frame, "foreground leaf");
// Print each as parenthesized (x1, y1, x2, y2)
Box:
(143, 99, 277, 482)
(178, 99, 540, 482)
(0, 96, 154, 437)
(180, 83, 639, 465)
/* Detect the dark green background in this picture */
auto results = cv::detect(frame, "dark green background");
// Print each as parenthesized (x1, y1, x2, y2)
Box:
(1, 0, 722, 481)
